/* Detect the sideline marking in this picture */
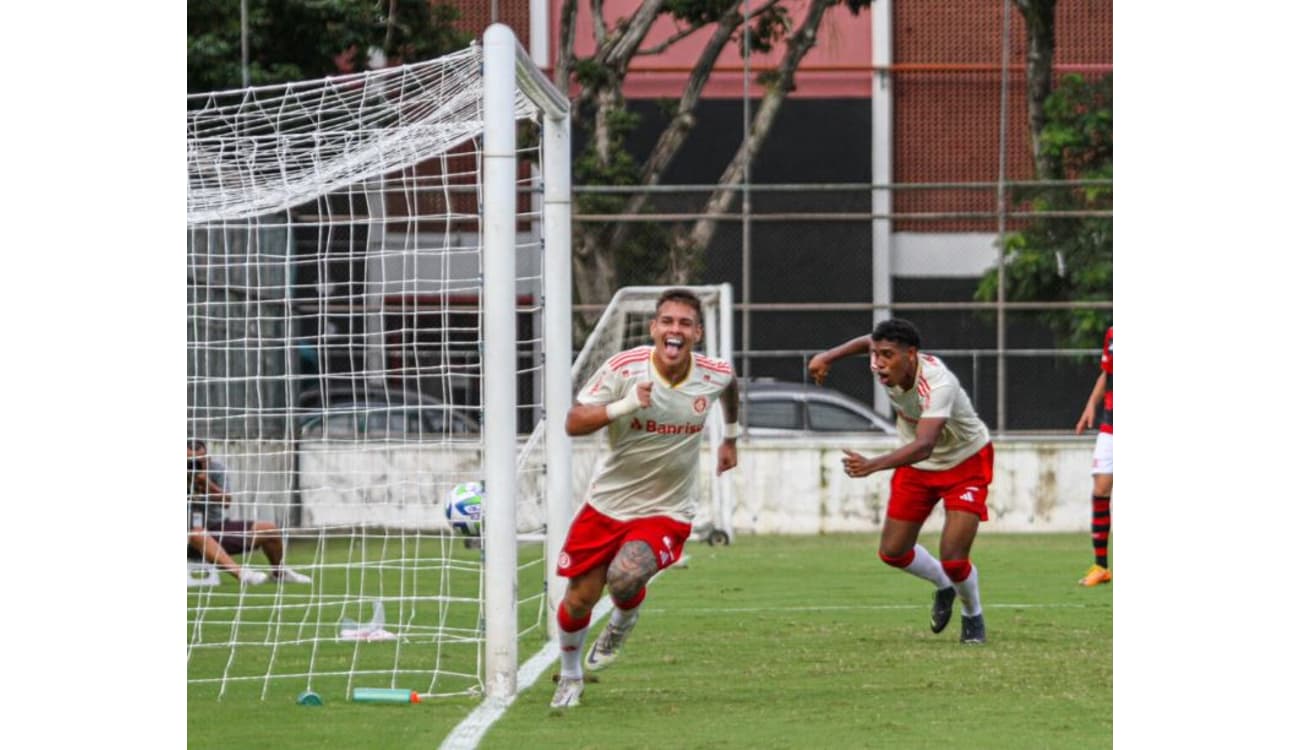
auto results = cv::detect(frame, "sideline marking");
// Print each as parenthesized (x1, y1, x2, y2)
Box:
(438, 597, 613, 750)
(650, 602, 1099, 615)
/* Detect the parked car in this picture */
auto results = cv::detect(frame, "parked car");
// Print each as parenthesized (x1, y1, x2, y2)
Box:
(296, 384, 480, 440)
(740, 379, 897, 437)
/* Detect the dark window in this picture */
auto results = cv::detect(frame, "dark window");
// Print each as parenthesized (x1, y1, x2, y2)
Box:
(746, 400, 802, 430)
(808, 401, 884, 432)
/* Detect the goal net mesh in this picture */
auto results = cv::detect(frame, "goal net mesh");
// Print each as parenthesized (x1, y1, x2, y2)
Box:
(186, 45, 550, 701)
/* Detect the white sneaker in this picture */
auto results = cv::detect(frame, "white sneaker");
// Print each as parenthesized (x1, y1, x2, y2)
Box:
(550, 676, 584, 709)
(584, 617, 635, 672)
(273, 567, 312, 584)
(239, 569, 269, 585)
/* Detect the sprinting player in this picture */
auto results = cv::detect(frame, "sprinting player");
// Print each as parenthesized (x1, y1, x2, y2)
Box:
(188, 439, 312, 585)
(1074, 325, 1113, 587)
(809, 318, 992, 645)
(550, 288, 740, 709)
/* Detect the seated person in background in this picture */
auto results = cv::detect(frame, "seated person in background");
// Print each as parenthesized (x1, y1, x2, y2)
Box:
(188, 439, 311, 585)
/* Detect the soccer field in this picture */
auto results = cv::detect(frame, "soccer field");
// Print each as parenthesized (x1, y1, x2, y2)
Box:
(188, 533, 1112, 749)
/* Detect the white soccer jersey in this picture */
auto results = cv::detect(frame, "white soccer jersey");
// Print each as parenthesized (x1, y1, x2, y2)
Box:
(577, 345, 734, 523)
(886, 353, 990, 471)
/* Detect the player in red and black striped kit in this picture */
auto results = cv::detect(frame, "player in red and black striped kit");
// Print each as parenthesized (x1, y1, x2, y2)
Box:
(1074, 326, 1113, 586)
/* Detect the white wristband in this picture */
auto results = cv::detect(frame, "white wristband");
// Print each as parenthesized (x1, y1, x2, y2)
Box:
(724, 422, 740, 440)
(605, 390, 642, 421)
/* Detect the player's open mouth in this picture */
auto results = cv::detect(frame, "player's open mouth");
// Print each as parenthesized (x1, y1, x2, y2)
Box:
(664, 337, 684, 356)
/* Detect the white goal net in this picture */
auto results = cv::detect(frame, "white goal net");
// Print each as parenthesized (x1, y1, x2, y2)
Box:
(187, 26, 571, 702)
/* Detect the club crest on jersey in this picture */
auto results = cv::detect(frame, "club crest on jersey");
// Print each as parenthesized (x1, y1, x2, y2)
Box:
(693, 396, 707, 414)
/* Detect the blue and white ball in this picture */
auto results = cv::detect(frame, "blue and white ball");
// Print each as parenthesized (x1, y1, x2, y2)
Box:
(444, 481, 484, 536)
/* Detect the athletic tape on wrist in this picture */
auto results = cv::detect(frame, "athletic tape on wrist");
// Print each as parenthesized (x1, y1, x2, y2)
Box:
(605, 391, 642, 421)
(724, 422, 740, 440)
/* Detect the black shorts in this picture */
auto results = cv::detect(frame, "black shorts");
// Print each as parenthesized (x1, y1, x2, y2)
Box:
(187, 520, 256, 559)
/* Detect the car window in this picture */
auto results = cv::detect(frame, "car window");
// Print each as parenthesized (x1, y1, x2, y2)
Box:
(449, 412, 477, 434)
(365, 411, 407, 435)
(807, 401, 885, 432)
(745, 399, 802, 430)
(300, 400, 479, 439)
(326, 413, 362, 435)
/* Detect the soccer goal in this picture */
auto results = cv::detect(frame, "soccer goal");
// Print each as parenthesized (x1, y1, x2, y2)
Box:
(187, 25, 570, 702)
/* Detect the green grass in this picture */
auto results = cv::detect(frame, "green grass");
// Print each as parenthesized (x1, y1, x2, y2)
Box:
(188, 533, 1111, 749)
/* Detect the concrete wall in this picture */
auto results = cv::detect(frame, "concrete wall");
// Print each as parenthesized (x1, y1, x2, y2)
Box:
(213, 436, 1097, 534)
(711, 436, 1096, 535)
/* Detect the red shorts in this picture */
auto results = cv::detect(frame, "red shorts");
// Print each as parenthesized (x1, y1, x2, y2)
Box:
(888, 442, 994, 523)
(556, 504, 692, 579)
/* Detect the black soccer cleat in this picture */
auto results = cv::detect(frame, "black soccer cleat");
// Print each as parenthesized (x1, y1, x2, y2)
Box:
(960, 614, 986, 645)
(931, 586, 957, 633)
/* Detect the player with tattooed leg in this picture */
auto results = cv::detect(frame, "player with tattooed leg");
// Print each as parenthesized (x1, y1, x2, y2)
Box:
(550, 289, 740, 709)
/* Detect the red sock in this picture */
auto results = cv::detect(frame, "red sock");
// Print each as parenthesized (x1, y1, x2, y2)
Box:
(941, 558, 972, 583)
(556, 604, 591, 633)
(614, 587, 646, 610)
(1091, 495, 1111, 568)
(879, 549, 916, 568)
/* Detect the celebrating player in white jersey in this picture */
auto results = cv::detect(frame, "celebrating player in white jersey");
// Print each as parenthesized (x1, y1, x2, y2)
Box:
(550, 289, 740, 709)
(809, 318, 993, 645)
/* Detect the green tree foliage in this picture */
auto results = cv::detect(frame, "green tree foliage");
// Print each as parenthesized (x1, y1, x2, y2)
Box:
(187, 0, 468, 94)
(976, 74, 1112, 350)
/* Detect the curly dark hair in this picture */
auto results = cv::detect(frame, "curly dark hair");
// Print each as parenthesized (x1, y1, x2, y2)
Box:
(870, 318, 921, 349)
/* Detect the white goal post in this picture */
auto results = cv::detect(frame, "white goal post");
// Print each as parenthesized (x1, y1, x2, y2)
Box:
(481, 23, 572, 700)
(187, 24, 569, 702)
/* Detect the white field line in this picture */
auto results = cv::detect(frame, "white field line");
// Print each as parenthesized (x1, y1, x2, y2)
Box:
(646, 602, 1101, 615)
(437, 555, 697, 749)
(438, 597, 614, 750)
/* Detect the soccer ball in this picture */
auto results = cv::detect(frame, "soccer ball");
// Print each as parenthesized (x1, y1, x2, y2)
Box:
(444, 481, 484, 536)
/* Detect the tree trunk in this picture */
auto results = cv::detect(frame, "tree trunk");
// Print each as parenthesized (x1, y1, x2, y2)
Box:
(605, 3, 749, 253)
(565, 0, 671, 325)
(673, 0, 838, 274)
(572, 229, 618, 327)
(1015, 0, 1059, 179)
(554, 0, 579, 91)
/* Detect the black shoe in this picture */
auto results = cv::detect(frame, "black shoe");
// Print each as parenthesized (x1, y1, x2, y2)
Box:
(931, 586, 957, 633)
(960, 614, 986, 644)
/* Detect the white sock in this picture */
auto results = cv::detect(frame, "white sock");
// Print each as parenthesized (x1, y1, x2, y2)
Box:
(902, 545, 954, 589)
(609, 605, 640, 633)
(953, 564, 983, 617)
(558, 625, 588, 679)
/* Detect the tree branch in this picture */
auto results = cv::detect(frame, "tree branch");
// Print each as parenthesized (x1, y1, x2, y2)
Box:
(555, 0, 579, 91)
(673, 0, 838, 275)
(384, 0, 398, 54)
(600, 0, 668, 68)
(604, 1, 749, 252)
(1014, 0, 1059, 180)
(592, 0, 608, 47)
(637, 0, 783, 56)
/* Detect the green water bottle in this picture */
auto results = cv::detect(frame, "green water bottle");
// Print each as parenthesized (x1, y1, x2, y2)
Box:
(352, 687, 420, 704)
